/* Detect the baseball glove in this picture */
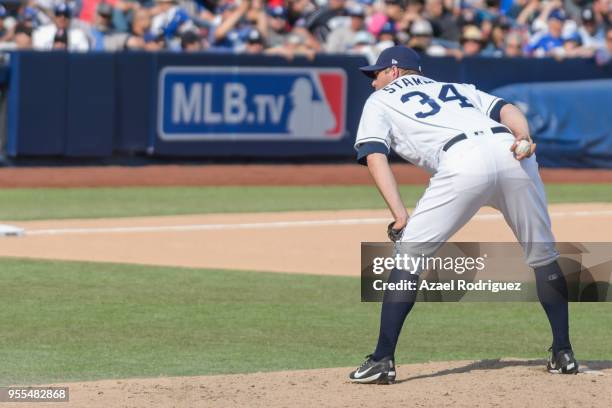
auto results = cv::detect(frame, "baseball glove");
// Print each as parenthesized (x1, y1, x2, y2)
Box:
(387, 221, 404, 242)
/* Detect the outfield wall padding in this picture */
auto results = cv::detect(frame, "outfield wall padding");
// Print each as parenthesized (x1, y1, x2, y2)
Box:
(3, 51, 611, 167)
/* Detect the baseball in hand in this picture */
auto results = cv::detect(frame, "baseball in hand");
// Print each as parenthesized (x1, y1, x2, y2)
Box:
(515, 139, 532, 156)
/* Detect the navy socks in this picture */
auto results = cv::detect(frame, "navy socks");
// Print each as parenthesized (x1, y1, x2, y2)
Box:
(372, 269, 419, 361)
(534, 260, 571, 353)
(371, 260, 571, 361)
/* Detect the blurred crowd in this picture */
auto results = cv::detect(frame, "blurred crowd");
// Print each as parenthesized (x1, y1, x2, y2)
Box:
(0, 0, 610, 63)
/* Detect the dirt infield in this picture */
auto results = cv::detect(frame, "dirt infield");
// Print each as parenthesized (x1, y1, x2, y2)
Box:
(2, 203, 611, 275)
(1, 164, 612, 187)
(10, 360, 602, 408)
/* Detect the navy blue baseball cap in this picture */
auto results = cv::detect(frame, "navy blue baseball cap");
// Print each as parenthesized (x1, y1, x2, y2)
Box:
(267, 6, 287, 19)
(359, 46, 422, 78)
(54, 3, 72, 17)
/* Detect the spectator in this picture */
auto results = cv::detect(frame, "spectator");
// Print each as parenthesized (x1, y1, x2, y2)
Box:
(325, 3, 365, 53)
(90, 3, 116, 51)
(151, 0, 195, 49)
(348, 29, 377, 62)
(503, 31, 524, 57)
(265, 30, 316, 60)
(460, 25, 485, 56)
(209, 0, 254, 51)
(578, 8, 605, 51)
(144, 32, 166, 50)
(303, 0, 347, 43)
(424, 0, 460, 42)
(0, 0, 599, 59)
(558, 31, 594, 58)
(482, 17, 511, 56)
(265, 6, 290, 48)
(18, 7, 45, 31)
(0, 5, 8, 42)
(0, 21, 35, 50)
(406, 18, 447, 56)
(595, 26, 612, 65)
(33, 3, 91, 51)
(368, 0, 403, 38)
(398, 0, 425, 33)
(244, 27, 264, 53)
(377, 20, 397, 45)
(592, 0, 611, 26)
(286, 0, 316, 29)
(104, 5, 155, 51)
(525, 8, 566, 57)
(14, 23, 34, 49)
(349, 30, 376, 57)
(180, 30, 203, 51)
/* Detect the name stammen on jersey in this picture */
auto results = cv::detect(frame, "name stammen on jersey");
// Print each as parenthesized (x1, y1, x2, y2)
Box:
(383, 77, 435, 94)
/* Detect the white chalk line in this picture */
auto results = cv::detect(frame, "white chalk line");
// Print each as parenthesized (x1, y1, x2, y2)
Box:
(20, 209, 612, 236)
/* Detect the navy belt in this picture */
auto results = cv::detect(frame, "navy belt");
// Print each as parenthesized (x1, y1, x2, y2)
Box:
(442, 126, 512, 152)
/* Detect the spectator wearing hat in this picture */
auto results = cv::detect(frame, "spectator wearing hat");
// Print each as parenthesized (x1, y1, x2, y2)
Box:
(557, 31, 594, 58)
(33, 3, 90, 51)
(525, 8, 566, 57)
(528, 1, 572, 33)
(406, 18, 447, 56)
(377, 19, 397, 45)
(424, 0, 460, 42)
(89, 2, 116, 50)
(244, 27, 264, 53)
(578, 8, 605, 50)
(265, 5, 290, 48)
(458, 24, 485, 56)
(325, 4, 366, 53)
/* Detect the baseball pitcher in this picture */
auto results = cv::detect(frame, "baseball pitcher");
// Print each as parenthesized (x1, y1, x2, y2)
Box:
(349, 46, 578, 384)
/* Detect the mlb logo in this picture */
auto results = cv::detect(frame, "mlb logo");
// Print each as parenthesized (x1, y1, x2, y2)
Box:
(158, 67, 347, 141)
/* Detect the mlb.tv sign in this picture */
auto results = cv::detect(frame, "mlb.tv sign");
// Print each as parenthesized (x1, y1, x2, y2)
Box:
(158, 67, 347, 141)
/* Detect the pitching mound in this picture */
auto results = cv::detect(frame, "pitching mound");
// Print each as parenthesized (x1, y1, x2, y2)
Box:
(41, 359, 611, 407)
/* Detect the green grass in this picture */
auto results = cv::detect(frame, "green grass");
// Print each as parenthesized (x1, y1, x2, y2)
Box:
(0, 258, 610, 384)
(0, 184, 610, 221)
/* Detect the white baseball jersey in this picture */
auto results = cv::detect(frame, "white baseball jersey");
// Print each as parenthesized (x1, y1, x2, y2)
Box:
(355, 73, 559, 268)
(355, 74, 504, 173)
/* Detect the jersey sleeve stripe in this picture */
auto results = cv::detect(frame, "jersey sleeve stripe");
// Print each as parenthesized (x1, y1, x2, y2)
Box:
(489, 99, 508, 122)
(485, 97, 500, 116)
(354, 137, 390, 150)
(356, 141, 390, 166)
